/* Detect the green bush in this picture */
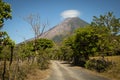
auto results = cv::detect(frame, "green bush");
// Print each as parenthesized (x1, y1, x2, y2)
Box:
(37, 56, 49, 70)
(85, 58, 113, 72)
(37, 50, 50, 70)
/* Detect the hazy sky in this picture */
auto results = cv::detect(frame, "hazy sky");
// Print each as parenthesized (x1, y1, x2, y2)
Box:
(2, 0, 120, 43)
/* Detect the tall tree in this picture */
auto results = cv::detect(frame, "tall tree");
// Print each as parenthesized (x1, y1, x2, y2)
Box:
(62, 26, 104, 65)
(91, 12, 120, 55)
(0, 0, 12, 80)
(35, 38, 54, 69)
(0, 0, 12, 52)
(74, 27, 100, 61)
(24, 14, 48, 56)
(91, 12, 120, 35)
(0, 32, 15, 80)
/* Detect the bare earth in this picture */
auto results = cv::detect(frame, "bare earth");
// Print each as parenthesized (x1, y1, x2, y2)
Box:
(45, 60, 110, 80)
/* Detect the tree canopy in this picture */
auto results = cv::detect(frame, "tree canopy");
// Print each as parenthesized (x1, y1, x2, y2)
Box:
(91, 12, 120, 35)
(59, 12, 120, 66)
(0, 0, 12, 28)
(36, 38, 54, 50)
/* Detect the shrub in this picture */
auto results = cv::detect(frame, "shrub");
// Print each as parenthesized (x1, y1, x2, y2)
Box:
(85, 58, 113, 72)
(37, 55, 49, 70)
(37, 50, 50, 70)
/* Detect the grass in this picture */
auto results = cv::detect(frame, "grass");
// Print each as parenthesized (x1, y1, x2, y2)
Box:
(25, 69, 50, 80)
(0, 61, 50, 80)
(91, 56, 120, 80)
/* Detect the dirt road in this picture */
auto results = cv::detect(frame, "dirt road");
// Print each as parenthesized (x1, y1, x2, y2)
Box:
(46, 60, 110, 80)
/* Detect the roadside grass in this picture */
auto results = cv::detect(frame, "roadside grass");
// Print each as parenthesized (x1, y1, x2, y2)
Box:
(25, 68, 50, 80)
(0, 61, 50, 80)
(91, 56, 120, 80)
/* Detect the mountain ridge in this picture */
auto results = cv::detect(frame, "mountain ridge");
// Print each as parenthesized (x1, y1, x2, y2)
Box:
(39, 17, 89, 42)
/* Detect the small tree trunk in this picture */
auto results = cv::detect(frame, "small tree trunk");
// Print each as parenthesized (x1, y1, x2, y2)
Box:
(9, 46, 14, 66)
(2, 56, 7, 80)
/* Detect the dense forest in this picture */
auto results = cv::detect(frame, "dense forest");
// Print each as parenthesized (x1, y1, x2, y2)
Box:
(0, 0, 120, 80)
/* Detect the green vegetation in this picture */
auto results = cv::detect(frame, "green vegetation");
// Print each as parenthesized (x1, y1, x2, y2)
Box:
(0, 0, 54, 79)
(53, 12, 120, 80)
(0, 0, 12, 28)
(0, 0, 14, 80)
(60, 12, 119, 58)
(0, 38, 54, 79)
(0, 0, 120, 79)
(91, 56, 120, 80)
(91, 12, 120, 35)
(85, 58, 112, 72)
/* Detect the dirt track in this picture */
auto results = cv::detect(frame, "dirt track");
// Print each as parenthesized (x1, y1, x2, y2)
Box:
(46, 60, 110, 80)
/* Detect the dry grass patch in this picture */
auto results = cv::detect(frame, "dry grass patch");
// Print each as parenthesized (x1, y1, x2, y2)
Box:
(101, 56, 120, 80)
(91, 56, 120, 80)
(25, 69, 50, 80)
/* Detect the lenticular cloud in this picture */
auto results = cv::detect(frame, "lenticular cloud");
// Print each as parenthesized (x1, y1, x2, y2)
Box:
(61, 10, 80, 19)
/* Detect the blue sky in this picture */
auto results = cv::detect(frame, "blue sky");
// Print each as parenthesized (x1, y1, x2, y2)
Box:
(2, 0, 120, 44)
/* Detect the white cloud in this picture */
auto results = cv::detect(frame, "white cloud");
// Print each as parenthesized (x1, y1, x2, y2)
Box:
(61, 10, 80, 19)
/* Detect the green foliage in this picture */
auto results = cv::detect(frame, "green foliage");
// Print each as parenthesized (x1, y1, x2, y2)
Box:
(0, 32, 8, 54)
(63, 36, 75, 49)
(49, 47, 62, 60)
(0, 0, 12, 28)
(36, 38, 54, 50)
(112, 36, 120, 55)
(0, 33, 15, 80)
(74, 27, 100, 58)
(56, 12, 120, 74)
(85, 58, 113, 72)
(16, 42, 33, 61)
(16, 38, 54, 69)
(60, 25, 114, 66)
(91, 12, 120, 56)
(0, 0, 13, 59)
(0, 0, 13, 58)
(16, 38, 54, 61)
(37, 49, 50, 70)
(60, 46, 73, 61)
(0, 1, 13, 80)
(91, 12, 120, 35)
(91, 26, 113, 56)
(0, 32, 15, 59)
(35, 38, 54, 69)
(60, 26, 101, 65)
(57, 36, 75, 62)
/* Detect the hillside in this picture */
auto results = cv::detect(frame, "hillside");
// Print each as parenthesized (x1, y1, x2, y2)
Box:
(39, 17, 89, 42)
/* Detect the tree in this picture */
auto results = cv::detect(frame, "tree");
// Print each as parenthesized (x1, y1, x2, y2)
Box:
(0, 0, 12, 28)
(0, 32, 8, 80)
(73, 27, 100, 65)
(24, 14, 48, 56)
(0, 32, 12, 60)
(0, 1, 12, 79)
(35, 38, 54, 69)
(36, 38, 54, 50)
(61, 36, 74, 61)
(0, 0, 12, 52)
(60, 46, 73, 61)
(62, 26, 109, 65)
(91, 12, 120, 35)
(0, 32, 15, 80)
(91, 12, 120, 56)
(7, 38, 15, 66)
(0, 0, 12, 60)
